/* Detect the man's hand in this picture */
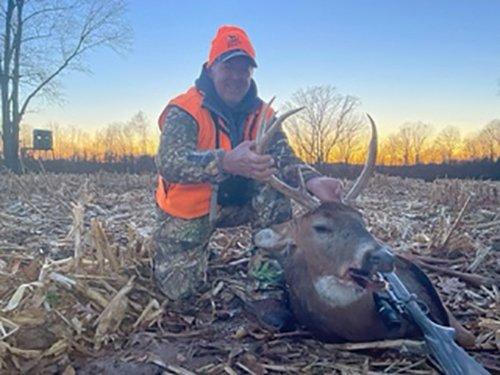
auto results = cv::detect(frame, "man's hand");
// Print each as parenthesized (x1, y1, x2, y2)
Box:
(222, 141, 277, 181)
(305, 176, 343, 202)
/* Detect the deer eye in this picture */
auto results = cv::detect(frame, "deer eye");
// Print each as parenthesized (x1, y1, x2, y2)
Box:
(313, 224, 332, 234)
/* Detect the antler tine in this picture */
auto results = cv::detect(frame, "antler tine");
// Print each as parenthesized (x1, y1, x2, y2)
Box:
(256, 106, 304, 154)
(268, 176, 320, 210)
(298, 166, 308, 193)
(256, 96, 276, 144)
(254, 98, 318, 210)
(343, 113, 378, 203)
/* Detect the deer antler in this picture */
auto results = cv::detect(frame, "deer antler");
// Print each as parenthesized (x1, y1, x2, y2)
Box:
(255, 101, 378, 209)
(343, 114, 378, 203)
(255, 96, 276, 147)
(254, 102, 320, 210)
(256, 106, 305, 154)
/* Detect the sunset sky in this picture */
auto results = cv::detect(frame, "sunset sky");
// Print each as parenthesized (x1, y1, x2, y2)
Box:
(23, 0, 500, 136)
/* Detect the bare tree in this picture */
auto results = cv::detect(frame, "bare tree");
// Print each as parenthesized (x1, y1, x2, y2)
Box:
(103, 121, 127, 158)
(0, 0, 131, 172)
(335, 114, 366, 164)
(283, 85, 362, 164)
(47, 121, 60, 157)
(462, 134, 481, 160)
(396, 126, 412, 165)
(381, 133, 404, 165)
(396, 122, 432, 165)
(477, 119, 499, 161)
(127, 111, 152, 155)
(434, 125, 461, 162)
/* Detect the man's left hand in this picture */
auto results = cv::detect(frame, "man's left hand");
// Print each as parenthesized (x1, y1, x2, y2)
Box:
(305, 176, 343, 202)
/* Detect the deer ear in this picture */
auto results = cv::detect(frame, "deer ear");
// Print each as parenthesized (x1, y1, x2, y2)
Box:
(254, 227, 295, 251)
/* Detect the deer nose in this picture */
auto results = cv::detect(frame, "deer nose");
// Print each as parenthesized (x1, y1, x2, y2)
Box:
(364, 246, 394, 273)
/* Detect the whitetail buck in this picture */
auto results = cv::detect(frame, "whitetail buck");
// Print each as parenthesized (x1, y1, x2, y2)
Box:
(252, 105, 474, 347)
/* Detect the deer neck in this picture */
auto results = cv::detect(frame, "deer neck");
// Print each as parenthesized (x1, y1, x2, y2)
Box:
(306, 255, 371, 309)
(312, 274, 370, 309)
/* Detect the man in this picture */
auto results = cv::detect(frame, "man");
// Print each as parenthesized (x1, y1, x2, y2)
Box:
(154, 25, 342, 318)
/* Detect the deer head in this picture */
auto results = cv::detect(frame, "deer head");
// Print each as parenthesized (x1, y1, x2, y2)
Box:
(253, 102, 394, 291)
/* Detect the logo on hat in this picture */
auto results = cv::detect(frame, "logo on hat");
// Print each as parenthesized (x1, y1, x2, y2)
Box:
(227, 34, 241, 48)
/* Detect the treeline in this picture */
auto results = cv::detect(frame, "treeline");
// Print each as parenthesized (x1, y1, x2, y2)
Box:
(17, 111, 158, 161)
(4, 86, 499, 167)
(378, 120, 499, 166)
(283, 86, 499, 165)
(2, 155, 498, 181)
(13, 111, 499, 166)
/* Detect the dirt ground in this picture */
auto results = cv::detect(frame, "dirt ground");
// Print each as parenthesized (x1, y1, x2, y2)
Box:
(0, 172, 498, 374)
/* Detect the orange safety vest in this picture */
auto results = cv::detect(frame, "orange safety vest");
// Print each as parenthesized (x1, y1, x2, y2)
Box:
(156, 87, 274, 219)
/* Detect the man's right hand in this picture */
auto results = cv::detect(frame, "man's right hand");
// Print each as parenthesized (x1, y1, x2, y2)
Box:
(222, 140, 277, 181)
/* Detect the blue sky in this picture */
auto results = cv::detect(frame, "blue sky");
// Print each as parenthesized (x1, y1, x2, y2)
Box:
(24, 0, 500, 136)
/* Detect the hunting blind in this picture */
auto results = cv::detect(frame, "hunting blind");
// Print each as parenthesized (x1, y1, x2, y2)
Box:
(32, 129, 53, 150)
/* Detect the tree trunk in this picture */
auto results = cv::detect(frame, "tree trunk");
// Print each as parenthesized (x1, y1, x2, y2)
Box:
(1, 0, 21, 173)
(2, 124, 21, 173)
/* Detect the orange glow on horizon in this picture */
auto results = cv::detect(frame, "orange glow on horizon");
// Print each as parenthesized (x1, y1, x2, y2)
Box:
(14, 118, 499, 165)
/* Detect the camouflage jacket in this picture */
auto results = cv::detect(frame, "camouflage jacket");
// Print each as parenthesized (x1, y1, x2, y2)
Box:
(156, 66, 320, 189)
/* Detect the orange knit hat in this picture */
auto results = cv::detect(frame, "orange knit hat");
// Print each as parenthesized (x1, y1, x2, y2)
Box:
(208, 25, 257, 67)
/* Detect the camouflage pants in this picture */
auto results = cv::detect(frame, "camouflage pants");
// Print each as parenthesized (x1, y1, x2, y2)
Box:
(152, 182, 292, 301)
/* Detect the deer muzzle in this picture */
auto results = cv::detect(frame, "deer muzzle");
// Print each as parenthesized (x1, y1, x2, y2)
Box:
(348, 245, 395, 289)
(362, 246, 395, 274)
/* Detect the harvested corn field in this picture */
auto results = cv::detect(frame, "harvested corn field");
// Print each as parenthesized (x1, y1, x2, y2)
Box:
(0, 172, 498, 374)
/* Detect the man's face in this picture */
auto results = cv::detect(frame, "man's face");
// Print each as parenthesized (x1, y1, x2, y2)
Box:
(208, 56, 254, 107)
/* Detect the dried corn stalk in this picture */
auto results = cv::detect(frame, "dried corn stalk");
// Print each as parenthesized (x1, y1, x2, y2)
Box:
(91, 218, 119, 273)
(94, 276, 135, 350)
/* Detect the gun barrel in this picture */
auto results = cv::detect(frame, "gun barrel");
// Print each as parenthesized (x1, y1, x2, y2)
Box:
(383, 272, 489, 375)
(424, 323, 489, 375)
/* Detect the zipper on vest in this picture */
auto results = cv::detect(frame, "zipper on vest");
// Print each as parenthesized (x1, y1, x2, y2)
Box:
(205, 103, 231, 146)
(209, 112, 225, 148)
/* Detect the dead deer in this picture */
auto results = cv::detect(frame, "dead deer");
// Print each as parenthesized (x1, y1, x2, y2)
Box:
(252, 105, 474, 347)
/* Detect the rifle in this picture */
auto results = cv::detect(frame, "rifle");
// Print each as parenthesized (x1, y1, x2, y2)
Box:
(382, 271, 489, 375)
